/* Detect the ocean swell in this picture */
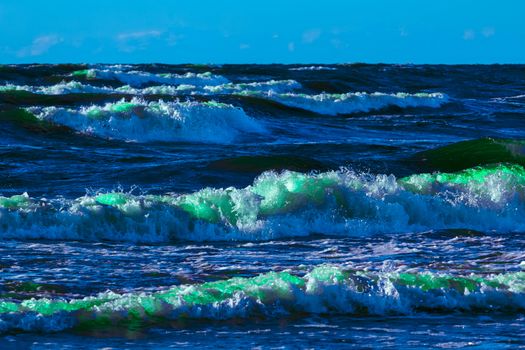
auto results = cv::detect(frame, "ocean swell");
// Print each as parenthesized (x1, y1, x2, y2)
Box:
(1, 265, 524, 333)
(241, 91, 449, 115)
(71, 69, 229, 87)
(26, 98, 264, 143)
(0, 79, 302, 96)
(0, 164, 523, 242)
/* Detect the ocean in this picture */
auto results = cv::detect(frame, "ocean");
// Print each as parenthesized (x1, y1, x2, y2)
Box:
(1, 63, 525, 349)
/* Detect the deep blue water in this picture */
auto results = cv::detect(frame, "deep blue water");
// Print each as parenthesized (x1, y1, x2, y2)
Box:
(1, 63, 525, 349)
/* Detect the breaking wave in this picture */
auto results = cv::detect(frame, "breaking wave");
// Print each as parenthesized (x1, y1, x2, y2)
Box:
(0, 79, 301, 96)
(241, 91, 448, 115)
(70, 69, 229, 87)
(1, 164, 523, 242)
(0, 81, 115, 95)
(1, 265, 524, 333)
(26, 98, 265, 143)
(289, 66, 338, 71)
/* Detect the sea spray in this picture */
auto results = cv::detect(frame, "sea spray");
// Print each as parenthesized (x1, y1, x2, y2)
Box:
(26, 98, 265, 143)
(1, 265, 524, 333)
(1, 164, 523, 242)
(241, 91, 448, 115)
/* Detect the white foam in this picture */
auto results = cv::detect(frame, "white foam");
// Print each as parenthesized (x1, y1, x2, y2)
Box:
(203, 80, 301, 94)
(26, 98, 265, 143)
(78, 69, 229, 87)
(1, 166, 523, 243)
(0, 81, 116, 95)
(1, 266, 524, 333)
(249, 91, 449, 115)
(0, 79, 302, 96)
(289, 66, 337, 71)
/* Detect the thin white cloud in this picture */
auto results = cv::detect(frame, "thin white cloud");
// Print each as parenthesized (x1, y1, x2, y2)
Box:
(288, 42, 296, 52)
(463, 29, 476, 40)
(330, 38, 348, 49)
(17, 35, 63, 57)
(166, 33, 184, 46)
(117, 30, 162, 41)
(302, 29, 321, 44)
(330, 27, 345, 35)
(482, 27, 495, 38)
(239, 43, 250, 50)
(116, 30, 163, 53)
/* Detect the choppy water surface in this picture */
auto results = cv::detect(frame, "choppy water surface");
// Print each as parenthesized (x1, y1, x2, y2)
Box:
(1, 64, 525, 348)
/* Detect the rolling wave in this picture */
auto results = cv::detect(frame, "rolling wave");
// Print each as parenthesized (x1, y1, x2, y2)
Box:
(202, 79, 301, 94)
(239, 91, 448, 115)
(1, 265, 524, 333)
(0, 79, 301, 96)
(1, 80, 446, 117)
(0, 81, 115, 95)
(71, 69, 229, 87)
(1, 164, 523, 242)
(26, 98, 265, 143)
(414, 138, 525, 172)
(120, 79, 302, 95)
(289, 66, 338, 71)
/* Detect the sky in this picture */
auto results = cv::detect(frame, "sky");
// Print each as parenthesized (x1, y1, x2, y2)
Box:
(0, 0, 524, 64)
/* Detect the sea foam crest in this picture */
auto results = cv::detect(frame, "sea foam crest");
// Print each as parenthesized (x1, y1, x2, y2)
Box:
(26, 98, 265, 143)
(0, 164, 523, 242)
(244, 91, 449, 115)
(1, 265, 524, 333)
(114, 79, 302, 95)
(0, 81, 116, 95)
(289, 66, 338, 71)
(202, 80, 302, 94)
(0, 79, 302, 96)
(71, 69, 229, 87)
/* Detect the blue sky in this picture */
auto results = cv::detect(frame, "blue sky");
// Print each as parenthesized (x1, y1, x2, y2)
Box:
(1, 0, 524, 64)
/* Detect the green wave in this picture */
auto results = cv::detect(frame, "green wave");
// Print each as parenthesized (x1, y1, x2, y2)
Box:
(71, 69, 96, 79)
(0, 108, 58, 133)
(238, 91, 448, 116)
(413, 138, 525, 172)
(399, 163, 525, 194)
(1, 266, 525, 332)
(158, 164, 525, 225)
(1, 164, 524, 242)
(24, 98, 265, 143)
(0, 193, 31, 209)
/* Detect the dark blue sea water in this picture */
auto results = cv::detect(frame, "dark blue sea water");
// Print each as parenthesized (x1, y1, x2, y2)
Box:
(1, 63, 525, 349)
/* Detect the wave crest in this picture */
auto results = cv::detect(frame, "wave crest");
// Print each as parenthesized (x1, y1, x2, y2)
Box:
(1, 164, 523, 242)
(242, 91, 448, 115)
(71, 69, 229, 87)
(26, 98, 264, 143)
(1, 79, 302, 96)
(1, 265, 524, 333)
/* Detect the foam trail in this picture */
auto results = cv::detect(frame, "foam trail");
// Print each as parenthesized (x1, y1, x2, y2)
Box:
(0, 81, 117, 95)
(202, 80, 301, 94)
(1, 164, 523, 242)
(1, 79, 302, 96)
(26, 98, 265, 143)
(71, 69, 229, 87)
(112, 79, 302, 95)
(1, 265, 524, 333)
(289, 66, 337, 71)
(243, 91, 448, 115)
